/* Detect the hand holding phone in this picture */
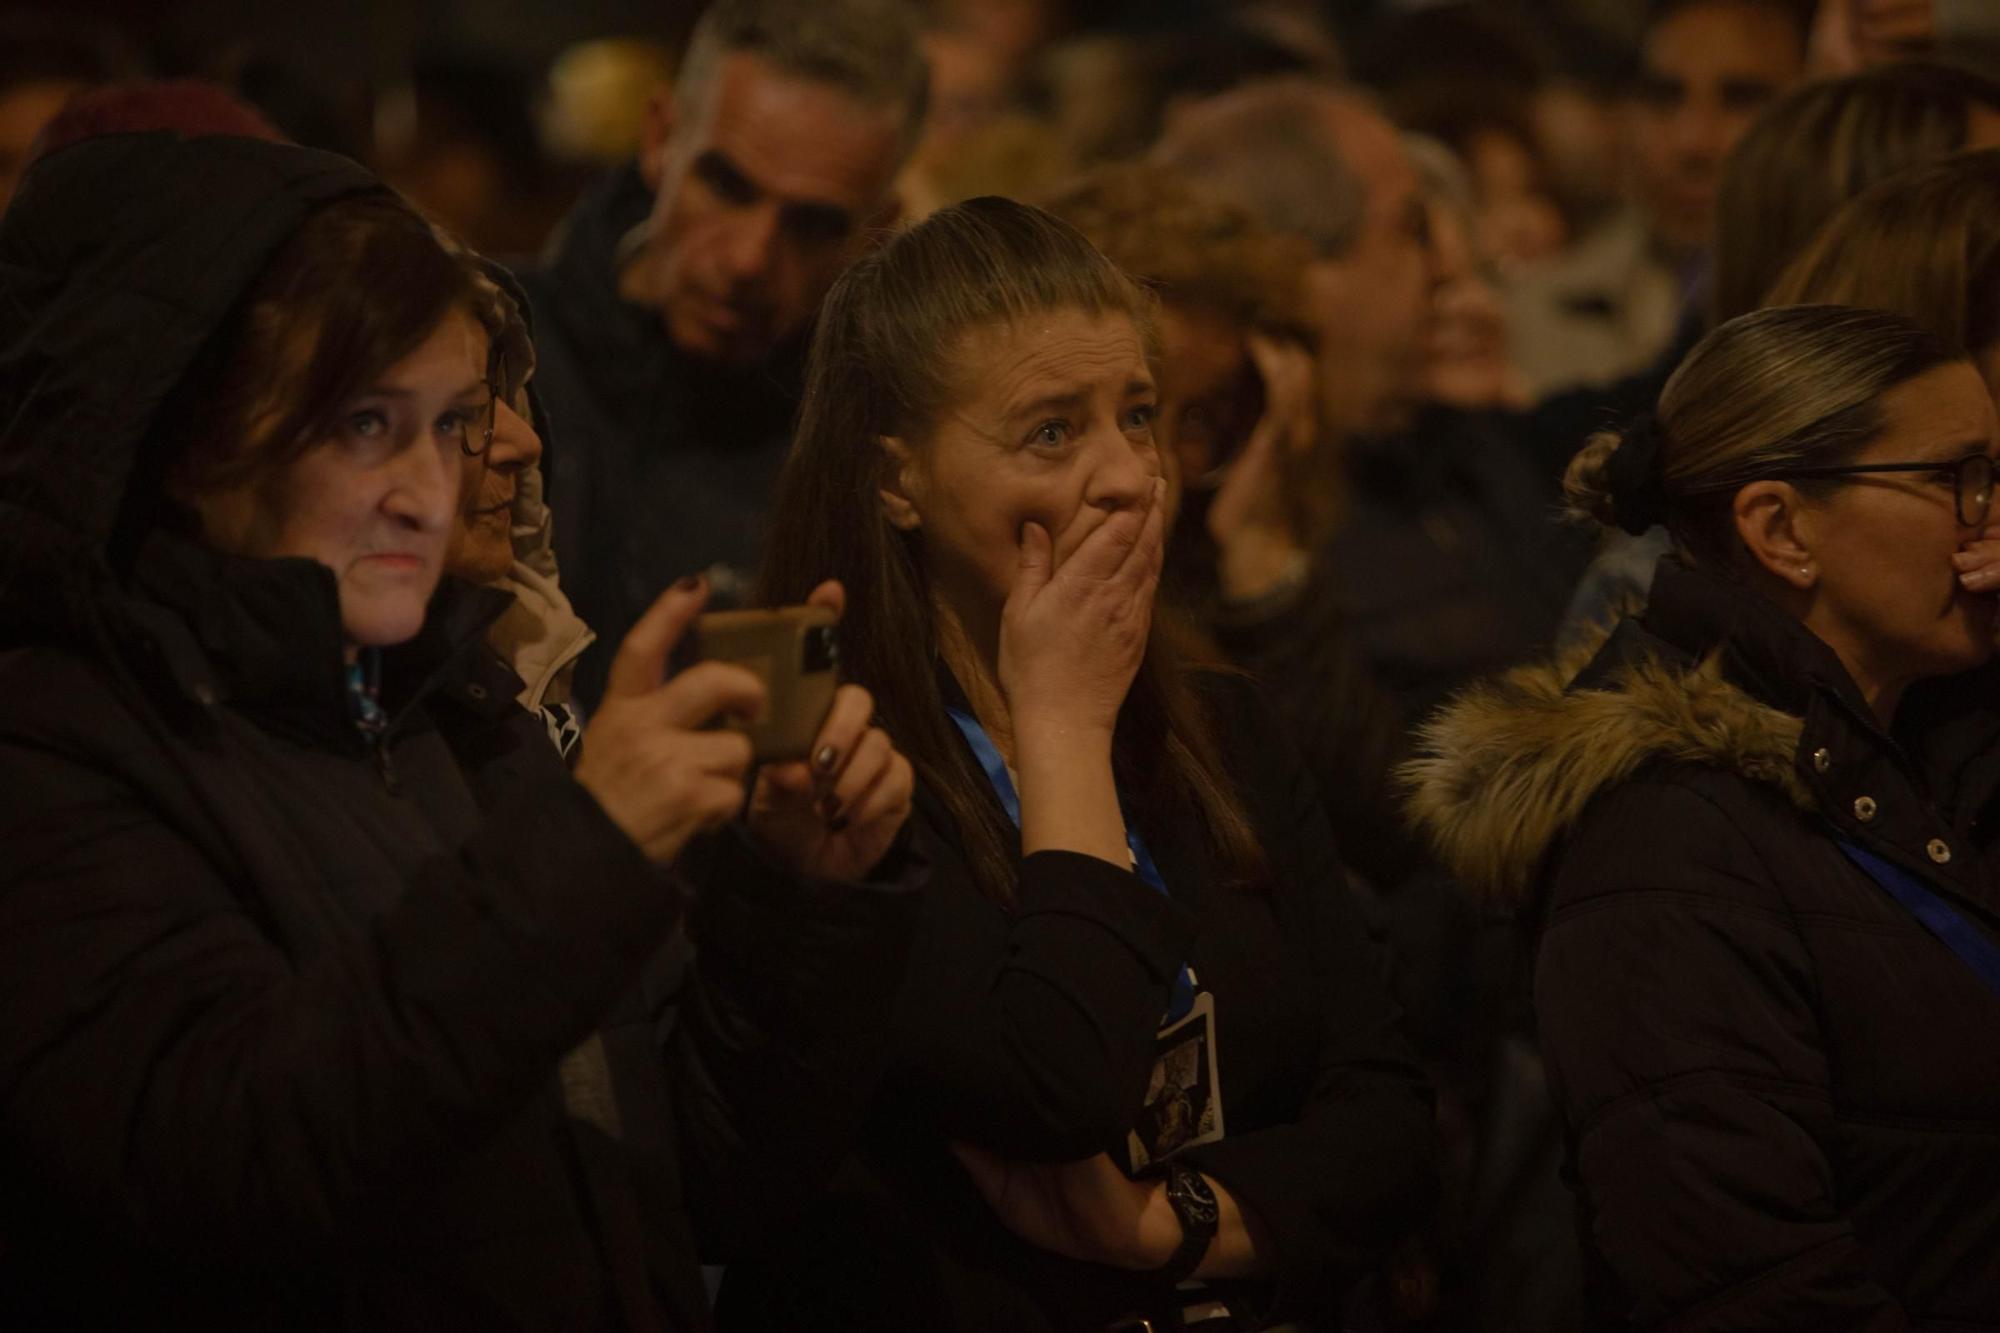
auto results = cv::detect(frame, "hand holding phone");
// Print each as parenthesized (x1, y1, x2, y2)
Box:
(672, 604, 840, 762)
(736, 580, 917, 882)
(572, 576, 766, 866)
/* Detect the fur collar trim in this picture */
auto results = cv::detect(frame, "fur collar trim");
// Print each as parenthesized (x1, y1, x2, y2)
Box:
(1401, 625, 1813, 906)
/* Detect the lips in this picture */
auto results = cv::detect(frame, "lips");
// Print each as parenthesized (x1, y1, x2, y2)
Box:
(359, 552, 428, 573)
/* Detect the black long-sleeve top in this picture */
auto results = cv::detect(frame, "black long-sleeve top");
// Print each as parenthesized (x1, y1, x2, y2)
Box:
(716, 673, 1438, 1332)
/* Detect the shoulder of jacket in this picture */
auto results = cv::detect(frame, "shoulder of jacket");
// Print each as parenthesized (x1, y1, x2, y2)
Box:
(1403, 629, 1810, 907)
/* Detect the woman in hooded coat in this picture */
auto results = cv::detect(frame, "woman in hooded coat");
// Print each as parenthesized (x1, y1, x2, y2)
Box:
(0, 131, 921, 1330)
(1406, 305, 2000, 1330)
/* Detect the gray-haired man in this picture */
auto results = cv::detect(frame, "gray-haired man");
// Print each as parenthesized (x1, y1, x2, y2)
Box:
(519, 0, 927, 708)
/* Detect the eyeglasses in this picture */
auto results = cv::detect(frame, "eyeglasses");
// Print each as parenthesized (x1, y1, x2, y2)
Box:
(458, 391, 499, 458)
(460, 347, 510, 458)
(1756, 453, 1996, 528)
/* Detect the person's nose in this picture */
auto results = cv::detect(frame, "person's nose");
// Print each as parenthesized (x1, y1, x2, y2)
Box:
(489, 398, 543, 474)
(1668, 96, 1726, 166)
(1083, 426, 1158, 512)
(384, 435, 461, 534)
(716, 203, 783, 287)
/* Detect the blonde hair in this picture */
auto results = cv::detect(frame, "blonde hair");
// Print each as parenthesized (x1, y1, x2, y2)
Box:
(1768, 148, 2000, 355)
(1710, 62, 2000, 325)
(1565, 305, 1959, 569)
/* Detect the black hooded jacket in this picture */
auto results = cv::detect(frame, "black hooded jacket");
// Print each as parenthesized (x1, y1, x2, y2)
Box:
(0, 133, 921, 1331)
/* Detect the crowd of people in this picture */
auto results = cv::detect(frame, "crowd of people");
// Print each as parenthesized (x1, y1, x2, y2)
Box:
(2, 0, 1999, 1330)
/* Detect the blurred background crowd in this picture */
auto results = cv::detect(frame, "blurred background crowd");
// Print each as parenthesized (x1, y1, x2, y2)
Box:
(7, 0, 1999, 1328)
(7, 0, 1990, 267)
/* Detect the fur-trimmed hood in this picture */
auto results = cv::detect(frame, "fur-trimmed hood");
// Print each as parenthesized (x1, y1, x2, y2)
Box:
(1402, 567, 1825, 906)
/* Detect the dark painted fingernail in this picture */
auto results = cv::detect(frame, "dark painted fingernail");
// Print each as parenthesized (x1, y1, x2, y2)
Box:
(814, 744, 838, 773)
(675, 574, 704, 591)
(829, 816, 850, 833)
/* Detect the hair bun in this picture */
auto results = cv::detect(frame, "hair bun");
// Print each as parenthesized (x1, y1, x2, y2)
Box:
(1602, 414, 1670, 536)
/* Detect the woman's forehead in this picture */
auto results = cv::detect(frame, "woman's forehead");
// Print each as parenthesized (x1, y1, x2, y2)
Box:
(948, 310, 1151, 406)
(372, 307, 490, 393)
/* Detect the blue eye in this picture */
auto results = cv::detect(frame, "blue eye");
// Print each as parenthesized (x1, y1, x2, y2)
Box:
(1124, 404, 1157, 432)
(346, 409, 389, 438)
(1029, 421, 1068, 448)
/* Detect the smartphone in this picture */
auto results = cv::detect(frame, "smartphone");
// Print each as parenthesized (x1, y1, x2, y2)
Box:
(674, 606, 840, 763)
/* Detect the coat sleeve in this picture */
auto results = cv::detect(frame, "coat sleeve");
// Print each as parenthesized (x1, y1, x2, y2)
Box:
(1207, 576, 1424, 891)
(1174, 685, 1440, 1320)
(663, 823, 926, 1258)
(883, 820, 1199, 1160)
(1536, 778, 1912, 1332)
(0, 739, 678, 1262)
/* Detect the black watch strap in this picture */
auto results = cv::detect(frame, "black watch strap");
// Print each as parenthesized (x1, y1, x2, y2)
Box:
(1155, 1162, 1219, 1286)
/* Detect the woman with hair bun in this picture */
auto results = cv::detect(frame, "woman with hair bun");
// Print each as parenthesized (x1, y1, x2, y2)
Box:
(1407, 304, 2000, 1329)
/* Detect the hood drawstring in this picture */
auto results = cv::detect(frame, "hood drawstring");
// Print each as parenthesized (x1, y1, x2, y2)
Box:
(346, 648, 388, 740)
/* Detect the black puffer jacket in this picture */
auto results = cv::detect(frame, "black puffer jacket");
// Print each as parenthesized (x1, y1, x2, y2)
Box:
(0, 133, 921, 1331)
(1406, 558, 2000, 1330)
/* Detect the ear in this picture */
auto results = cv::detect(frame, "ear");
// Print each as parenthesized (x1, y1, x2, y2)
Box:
(638, 87, 676, 195)
(876, 434, 923, 531)
(1733, 480, 1819, 591)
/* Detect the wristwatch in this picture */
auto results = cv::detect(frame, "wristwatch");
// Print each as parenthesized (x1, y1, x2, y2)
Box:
(1154, 1161, 1219, 1285)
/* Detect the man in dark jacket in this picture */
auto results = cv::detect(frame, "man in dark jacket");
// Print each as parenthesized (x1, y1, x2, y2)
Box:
(518, 0, 926, 708)
(0, 131, 923, 1331)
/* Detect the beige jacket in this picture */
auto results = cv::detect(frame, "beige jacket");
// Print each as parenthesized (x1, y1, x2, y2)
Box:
(487, 457, 596, 714)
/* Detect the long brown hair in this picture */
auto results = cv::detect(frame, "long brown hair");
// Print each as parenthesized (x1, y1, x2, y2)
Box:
(1710, 62, 2000, 325)
(760, 195, 1267, 904)
(1768, 147, 2000, 356)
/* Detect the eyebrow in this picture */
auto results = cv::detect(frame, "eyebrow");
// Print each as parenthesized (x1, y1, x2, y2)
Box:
(696, 147, 855, 236)
(1004, 388, 1090, 422)
(356, 378, 492, 401)
(1004, 379, 1155, 421)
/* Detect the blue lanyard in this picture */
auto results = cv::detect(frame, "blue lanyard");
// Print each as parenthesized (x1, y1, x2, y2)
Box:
(1839, 841, 2000, 997)
(946, 705, 1195, 1023)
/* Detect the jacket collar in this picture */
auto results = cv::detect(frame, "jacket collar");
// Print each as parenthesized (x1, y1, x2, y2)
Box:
(130, 528, 516, 745)
(1404, 555, 2000, 906)
(534, 162, 665, 388)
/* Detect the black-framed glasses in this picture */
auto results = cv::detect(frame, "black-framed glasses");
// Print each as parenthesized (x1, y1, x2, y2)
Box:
(1755, 453, 1995, 528)
(459, 347, 509, 458)
(458, 391, 499, 458)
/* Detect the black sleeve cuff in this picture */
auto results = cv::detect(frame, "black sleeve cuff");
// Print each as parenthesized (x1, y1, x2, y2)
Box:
(1014, 848, 1197, 988)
